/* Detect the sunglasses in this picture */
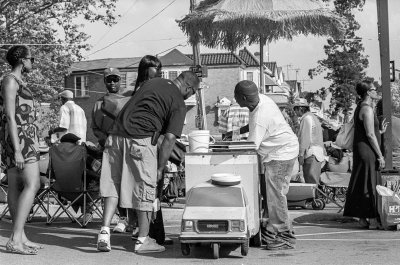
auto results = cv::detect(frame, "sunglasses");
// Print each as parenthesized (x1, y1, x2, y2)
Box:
(106, 76, 120, 83)
(25, 57, 34, 64)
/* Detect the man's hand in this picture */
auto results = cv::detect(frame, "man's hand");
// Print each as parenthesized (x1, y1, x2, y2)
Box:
(157, 168, 164, 182)
(298, 156, 304, 166)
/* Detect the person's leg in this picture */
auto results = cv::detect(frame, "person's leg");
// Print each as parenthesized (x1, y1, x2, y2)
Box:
(264, 158, 296, 250)
(97, 135, 122, 252)
(7, 162, 40, 254)
(303, 155, 321, 184)
(113, 205, 128, 233)
(102, 197, 119, 227)
(128, 137, 164, 253)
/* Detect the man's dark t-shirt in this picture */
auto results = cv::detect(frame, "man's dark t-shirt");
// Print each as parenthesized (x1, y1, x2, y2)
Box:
(111, 78, 186, 139)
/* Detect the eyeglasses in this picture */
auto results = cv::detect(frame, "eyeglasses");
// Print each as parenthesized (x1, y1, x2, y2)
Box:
(25, 57, 34, 64)
(106, 76, 120, 83)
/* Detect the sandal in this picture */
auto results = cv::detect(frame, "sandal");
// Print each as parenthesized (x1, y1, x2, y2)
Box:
(24, 241, 44, 250)
(6, 241, 38, 255)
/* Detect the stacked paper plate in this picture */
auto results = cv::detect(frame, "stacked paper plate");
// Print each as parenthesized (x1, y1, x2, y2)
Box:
(211, 173, 241, 186)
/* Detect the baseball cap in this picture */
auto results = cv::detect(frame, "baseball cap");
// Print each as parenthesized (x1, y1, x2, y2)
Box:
(104, 68, 121, 78)
(58, 90, 74, 99)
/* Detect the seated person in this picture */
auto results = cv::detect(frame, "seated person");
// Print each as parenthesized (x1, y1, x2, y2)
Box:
(56, 133, 100, 221)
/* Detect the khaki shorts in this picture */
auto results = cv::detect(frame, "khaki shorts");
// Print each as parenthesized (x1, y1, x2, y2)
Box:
(100, 135, 157, 211)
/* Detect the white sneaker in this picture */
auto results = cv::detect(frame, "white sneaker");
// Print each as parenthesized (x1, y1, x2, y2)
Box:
(97, 226, 111, 252)
(113, 217, 128, 233)
(134, 237, 165, 253)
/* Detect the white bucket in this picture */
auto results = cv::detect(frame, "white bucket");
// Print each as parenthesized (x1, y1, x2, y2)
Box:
(188, 130, 214, 153)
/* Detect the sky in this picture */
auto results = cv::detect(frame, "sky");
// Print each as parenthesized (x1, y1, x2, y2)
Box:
(81, 0, 400, 92)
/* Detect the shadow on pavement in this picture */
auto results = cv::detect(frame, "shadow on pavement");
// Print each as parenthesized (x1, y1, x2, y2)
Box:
(0, 220, 133, 254)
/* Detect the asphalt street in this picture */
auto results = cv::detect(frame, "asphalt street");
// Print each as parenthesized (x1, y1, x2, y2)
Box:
(1, 204, 399, 265)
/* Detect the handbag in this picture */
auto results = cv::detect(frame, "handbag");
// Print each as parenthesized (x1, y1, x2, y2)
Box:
(101, 94, 131, 120)
(335, 121, 354, 150)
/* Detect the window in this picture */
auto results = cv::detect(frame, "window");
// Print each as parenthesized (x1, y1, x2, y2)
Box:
(169, 71, 178, 80)
(246, 72, 253, 82)
(74, 75, 88, 97)
(161, 71, 168, 79)
(120, 72, 127, 90)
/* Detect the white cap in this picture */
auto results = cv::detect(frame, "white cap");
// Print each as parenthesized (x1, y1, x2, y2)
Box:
(59, 90, 73, 99)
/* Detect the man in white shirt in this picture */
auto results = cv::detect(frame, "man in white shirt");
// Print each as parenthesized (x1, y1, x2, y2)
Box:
(58, 90, 87, 142)
(233, 80, 299, 250)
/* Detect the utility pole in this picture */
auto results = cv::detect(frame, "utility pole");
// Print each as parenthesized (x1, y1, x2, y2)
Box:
(377, 0, 393, 169)
(190, 0, 207, 130)
(282, 64, 292, 80)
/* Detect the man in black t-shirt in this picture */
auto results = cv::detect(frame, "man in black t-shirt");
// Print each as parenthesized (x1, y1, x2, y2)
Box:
(97, 71, 200, 253)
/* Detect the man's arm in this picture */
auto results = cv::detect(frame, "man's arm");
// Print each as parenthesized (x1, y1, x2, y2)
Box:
(299, 116, 313, 157)
(157, 132, 176, 181)
(91, 102, 107, 146)
(298, 116, 313, 165)
(59, 105, 70, 129)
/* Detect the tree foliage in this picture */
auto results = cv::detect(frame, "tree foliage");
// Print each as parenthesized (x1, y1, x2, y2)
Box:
(309, 0, 368, 116)
(391, 80, 400, 115)
(0, 0, 118, 136)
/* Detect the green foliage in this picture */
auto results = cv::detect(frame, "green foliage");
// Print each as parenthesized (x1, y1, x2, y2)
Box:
(309, 0, 368, 116)
(0, 0, 118, 137)
(391, 80, 400, 115)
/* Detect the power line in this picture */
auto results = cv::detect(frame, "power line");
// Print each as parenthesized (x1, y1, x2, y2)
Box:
(87, 0, 177, 57)
(124, 41, 187, 68)
(92, 0, 139, 49)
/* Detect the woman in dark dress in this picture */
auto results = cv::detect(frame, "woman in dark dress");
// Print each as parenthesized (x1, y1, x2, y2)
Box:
(0, 45, 41, 254)
(344, 80, 385, 229)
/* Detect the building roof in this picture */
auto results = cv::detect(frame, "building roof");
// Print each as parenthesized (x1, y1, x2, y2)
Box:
(71, 57, 142, 72)
(185, 52, 243, 65)
(265, 75, 278, 86)
(160, 49, 193, 66)
(264, 62, 277, 76)
(238, 47, 260, 67)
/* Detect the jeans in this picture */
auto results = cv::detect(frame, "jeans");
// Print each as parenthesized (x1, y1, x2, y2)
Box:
(261, 158, 296, 245)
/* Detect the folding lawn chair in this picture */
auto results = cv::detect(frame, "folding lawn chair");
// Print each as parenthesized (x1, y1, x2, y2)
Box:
(0, 164, 53, 222)
(316, 172, 351, 213)
(46, 142, 103, 227)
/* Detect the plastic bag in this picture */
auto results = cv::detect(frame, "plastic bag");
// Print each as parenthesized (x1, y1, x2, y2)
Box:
(377, 185, 400, 229)
(335, 121, 354, 150)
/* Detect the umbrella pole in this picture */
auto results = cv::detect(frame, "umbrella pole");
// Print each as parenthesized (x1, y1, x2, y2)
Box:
(259, 37, 266, 94)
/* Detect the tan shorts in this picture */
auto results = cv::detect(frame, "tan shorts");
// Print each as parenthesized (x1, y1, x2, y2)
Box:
(100, 135, 157, 211)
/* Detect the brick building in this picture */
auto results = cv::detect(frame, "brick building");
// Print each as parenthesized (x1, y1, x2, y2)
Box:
(65, 48, 280, 142)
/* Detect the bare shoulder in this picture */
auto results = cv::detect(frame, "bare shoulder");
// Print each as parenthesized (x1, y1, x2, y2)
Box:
(1, 75, 19, 95)
(359, 104, 373, 120)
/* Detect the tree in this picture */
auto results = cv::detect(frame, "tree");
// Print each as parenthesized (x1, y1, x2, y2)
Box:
(391, 80, 400, 115)
(309, 0, 368, 117)
(0, 0, 118, 136)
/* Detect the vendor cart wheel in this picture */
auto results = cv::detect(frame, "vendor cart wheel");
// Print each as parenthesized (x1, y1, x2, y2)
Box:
(181, 243, 190, 256)
(312, 199, 325, 210)
(212, 243, 219, 259)
(250, 228, 262, 247)
(241, 238, 249, 256)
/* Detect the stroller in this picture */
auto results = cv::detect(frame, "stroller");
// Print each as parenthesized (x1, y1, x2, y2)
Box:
(316, 171, 351, 212)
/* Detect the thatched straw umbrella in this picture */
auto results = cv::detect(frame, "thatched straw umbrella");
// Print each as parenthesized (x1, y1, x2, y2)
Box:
(178, 0, 345, 92)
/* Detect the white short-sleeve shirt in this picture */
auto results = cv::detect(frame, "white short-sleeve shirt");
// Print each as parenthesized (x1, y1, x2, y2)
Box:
(248, 94, 299, 163)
